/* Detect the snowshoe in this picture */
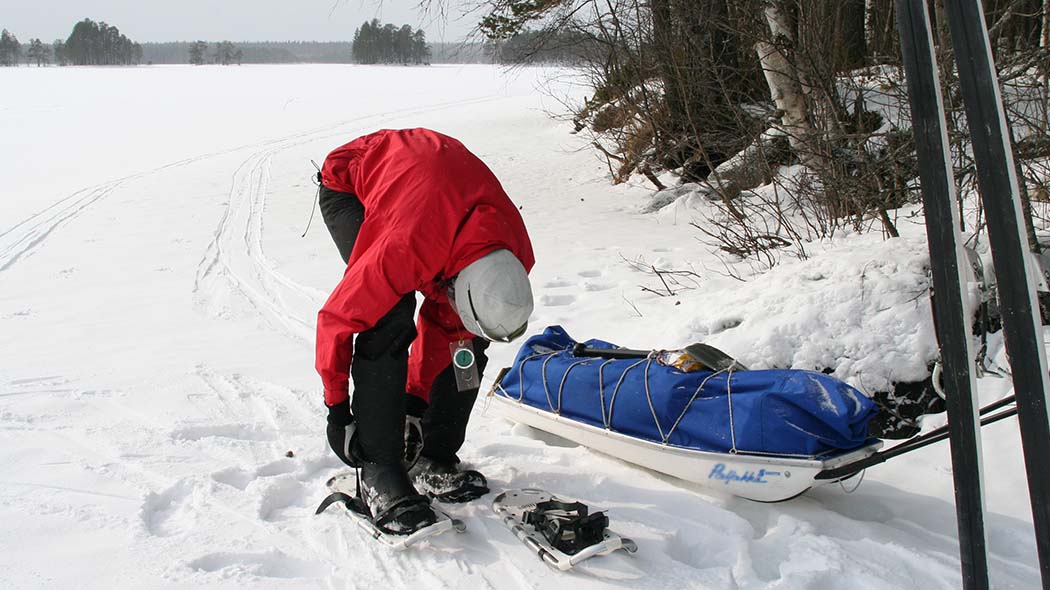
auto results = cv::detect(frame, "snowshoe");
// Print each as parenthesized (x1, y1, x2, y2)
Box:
(357, 461, 438, 534)
(316, 468, 465, 550)
(493, 488, 637, 571)
(409, 455, 490, 503)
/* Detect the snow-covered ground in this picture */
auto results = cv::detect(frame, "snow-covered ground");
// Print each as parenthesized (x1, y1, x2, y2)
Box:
(0, 64, 1042, 589)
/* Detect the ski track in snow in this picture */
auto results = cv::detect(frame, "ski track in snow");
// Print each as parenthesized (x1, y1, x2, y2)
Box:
(0, 138, 288, 274)
(0, 182, 124, 272)
(0, 94, 501, 281)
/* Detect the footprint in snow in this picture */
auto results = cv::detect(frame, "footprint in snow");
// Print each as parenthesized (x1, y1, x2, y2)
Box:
(188, 551, 320, 579)
(542, 278, 574, 288)
(663, 526, 735, 573)
(212, 467, 254, 490)
(541, 294, 576, 307)
(255, 458, 297, 477)
(578, 270, 602, 278)
(708, 317, 743, 335)
(212, 458, 296, 490)
(257, 475, 307, 522)
(141, 479, 198, 537)
(170, 423, 278, 442)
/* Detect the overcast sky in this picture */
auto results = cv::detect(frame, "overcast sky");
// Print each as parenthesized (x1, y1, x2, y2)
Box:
(2, 1, 482, 43)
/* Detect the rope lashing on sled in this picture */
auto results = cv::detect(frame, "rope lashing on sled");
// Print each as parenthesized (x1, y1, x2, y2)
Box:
(540, 353, 597, 414)
(504, 351, 569, 402)
(600, 357, 650, 429)
(654, 364, 737, 450)
(501, 351, 553, 401)
(504, 348, 751, 450)
(725, 367, 738, 453)
(596, 359, 618, 427)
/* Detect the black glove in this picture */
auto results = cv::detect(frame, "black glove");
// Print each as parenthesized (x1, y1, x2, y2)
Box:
(404, 395, 427, 468)
(326, 400, 359, 467)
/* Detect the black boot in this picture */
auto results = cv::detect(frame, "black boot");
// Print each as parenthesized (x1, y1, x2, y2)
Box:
(358, 461, 437, 535)
(409, 455, 490, 503)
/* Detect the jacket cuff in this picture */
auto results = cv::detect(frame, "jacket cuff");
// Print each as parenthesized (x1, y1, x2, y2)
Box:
(324, 385, 350, 407)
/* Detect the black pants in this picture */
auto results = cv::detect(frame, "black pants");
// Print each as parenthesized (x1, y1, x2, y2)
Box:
(319, 185, 487, 465)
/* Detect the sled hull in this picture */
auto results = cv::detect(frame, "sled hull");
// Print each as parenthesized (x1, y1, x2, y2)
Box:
(493, 394, 881, 502)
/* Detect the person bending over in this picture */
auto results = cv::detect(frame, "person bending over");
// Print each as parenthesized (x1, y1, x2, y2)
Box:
(315, 128, 535, 535)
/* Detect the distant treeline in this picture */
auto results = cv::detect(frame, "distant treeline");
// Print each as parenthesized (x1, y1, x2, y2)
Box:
(188, 41, 243, 65)
(2, 18, 142, 66)
(143, 41, 352, 64)
(2, 20, 580, 67)
(493, 29, 598, 65)
(141, 40, 494, 65)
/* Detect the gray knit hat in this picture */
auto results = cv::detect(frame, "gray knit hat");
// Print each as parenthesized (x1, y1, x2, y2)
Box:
(451, 249, 533, 342)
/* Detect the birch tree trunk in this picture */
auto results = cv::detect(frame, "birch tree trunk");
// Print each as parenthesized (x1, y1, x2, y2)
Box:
(756, 2, 817, 167)
(865, 0, 899, 63)
(1044, 0, 1050, 48)
(1042, 0, 1049, 127)
(866, 0, 875, 52)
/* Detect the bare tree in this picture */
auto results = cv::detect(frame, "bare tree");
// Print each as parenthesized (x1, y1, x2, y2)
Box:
(475, 0, 1050, 267)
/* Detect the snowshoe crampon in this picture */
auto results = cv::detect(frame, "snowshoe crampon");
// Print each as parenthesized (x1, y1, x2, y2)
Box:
(493, 488, 637, 570)
(316, 473, 465, 550)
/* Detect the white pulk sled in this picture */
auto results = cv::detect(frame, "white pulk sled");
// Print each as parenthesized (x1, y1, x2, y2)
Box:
(491, 393, 882, 502)
(491, 327, 1021, 503)
(490, 326, 886, 503)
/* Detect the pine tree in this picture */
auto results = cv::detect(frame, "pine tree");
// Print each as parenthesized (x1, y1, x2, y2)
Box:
(413, 29, 429, 64)
(351, 20, 429, 65)
(211, 41, 238, 65)
(52, 40, 67, 65)
(0, 29, 21, 66)
(189, 40, 208, 65)
(63, 19, 141, 65)
(26, 38, 51, 66)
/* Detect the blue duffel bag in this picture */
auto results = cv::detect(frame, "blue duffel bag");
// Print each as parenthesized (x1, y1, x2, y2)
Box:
(496, 326, 878, 457)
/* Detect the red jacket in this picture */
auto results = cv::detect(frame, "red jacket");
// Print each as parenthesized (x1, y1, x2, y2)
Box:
(317, 128, 534, 407)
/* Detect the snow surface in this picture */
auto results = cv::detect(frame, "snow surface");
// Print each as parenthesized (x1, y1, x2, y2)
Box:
(0, 64, 1042, 589)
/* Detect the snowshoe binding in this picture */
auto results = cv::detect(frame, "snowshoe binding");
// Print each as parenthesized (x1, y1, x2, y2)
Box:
(493, 489, 637, 570)
(316, 464, 465, 550)
(409, 455, 490, 503)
